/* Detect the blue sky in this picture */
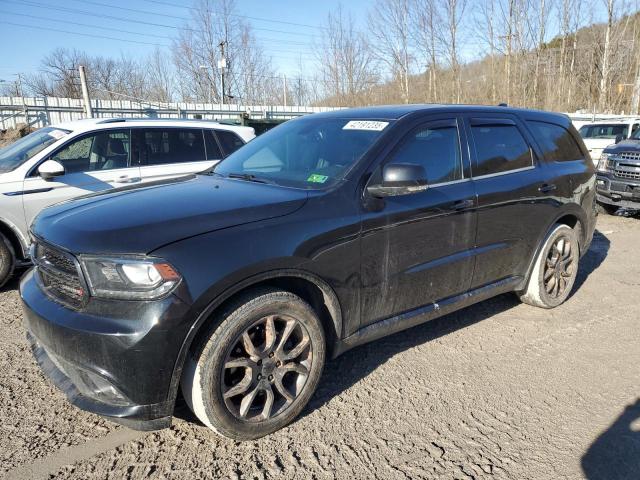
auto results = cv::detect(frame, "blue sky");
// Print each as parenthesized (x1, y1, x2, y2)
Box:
(0, 0, 614, 84)
(0, 0, 373, 81)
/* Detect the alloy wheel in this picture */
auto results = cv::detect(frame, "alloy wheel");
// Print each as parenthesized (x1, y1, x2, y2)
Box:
(544, 235, 574, 298)
(221, 314, 313, 422)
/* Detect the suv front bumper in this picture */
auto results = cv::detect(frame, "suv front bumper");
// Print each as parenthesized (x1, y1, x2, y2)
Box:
(20, 269, 192, 431)
(596, 173, 640, 209)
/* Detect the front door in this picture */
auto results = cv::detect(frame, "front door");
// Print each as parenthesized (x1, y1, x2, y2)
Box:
(22, 129, 141, 229)
(359, 118, 478, 326)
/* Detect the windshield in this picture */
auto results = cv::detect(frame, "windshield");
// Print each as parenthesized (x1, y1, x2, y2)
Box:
(213, 117, 390, 188)
(579, 124, 628, 140)
(0, 127, 70, 173)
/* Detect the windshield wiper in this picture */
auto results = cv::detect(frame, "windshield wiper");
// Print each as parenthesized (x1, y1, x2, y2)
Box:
(226, 172, 275, 184)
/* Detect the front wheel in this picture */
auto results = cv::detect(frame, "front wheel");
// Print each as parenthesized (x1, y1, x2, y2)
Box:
(0, 233, 15, 289)
(181, 289, 326, 440)
(518, 224, 580, 308)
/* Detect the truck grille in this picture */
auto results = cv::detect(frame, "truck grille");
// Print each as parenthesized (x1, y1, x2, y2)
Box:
(34, 242, 87, 309)
(615, 151, 640, 162)
(614, 169, 640, 180)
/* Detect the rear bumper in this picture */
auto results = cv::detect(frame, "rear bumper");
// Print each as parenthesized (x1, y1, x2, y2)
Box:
(596, 174, 640, 209)
(20, 269, 193, 431)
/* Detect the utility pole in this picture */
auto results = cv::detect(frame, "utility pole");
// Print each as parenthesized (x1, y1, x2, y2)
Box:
(78, 65, 93, 118)
(283, 74, 287, 106)
(16, 73, 28, 125)
(218, 41, 227, 106)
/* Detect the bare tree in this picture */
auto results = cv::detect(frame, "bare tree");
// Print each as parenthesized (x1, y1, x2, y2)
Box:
(413, 0, 442, 102)
(368, 0, 414, 103)
(440, 0, 468, 102)
(315, 6, 379, 106)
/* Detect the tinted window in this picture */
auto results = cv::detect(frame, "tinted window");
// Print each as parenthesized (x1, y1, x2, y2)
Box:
(578, 124, 628, 139)
(137, 128, 205, 166)
(527, 121, 583, 162)
(470, 123, 532, 176)
(204, 130, 223, 160)
(216, 130, 245, 156)
(388, 123, 462, 184)
(52, 130, 130, 174)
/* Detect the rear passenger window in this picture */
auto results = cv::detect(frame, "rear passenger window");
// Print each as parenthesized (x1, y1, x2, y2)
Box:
(470, 121, 532, 176)
(216, 130, 245, 156)
(204, 130, 223, 160)
(137, 129, 206, 166)
(527, 121, 583, 162)
(388, 122, 463, 184)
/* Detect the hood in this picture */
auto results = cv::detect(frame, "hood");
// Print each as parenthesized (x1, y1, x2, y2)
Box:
(32, 174, 308, 254)
(583, 138, 616, 152)
(603, 139, 640, 155)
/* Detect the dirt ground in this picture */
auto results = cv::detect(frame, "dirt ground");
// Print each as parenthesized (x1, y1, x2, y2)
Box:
(0, 214, 638, 480)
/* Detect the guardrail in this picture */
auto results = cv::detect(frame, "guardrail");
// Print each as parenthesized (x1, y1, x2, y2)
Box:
(0, 96, 343, 130)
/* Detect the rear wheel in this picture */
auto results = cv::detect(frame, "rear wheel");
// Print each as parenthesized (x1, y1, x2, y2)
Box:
(181, 289, 325, 440)
(518, 224, 579, 309)
(0, 233, 15, 289)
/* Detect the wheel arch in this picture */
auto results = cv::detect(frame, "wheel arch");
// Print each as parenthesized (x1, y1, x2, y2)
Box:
(0, 218, 28, 260)
(167, 269, 344, 409)
(519, 208, 585, 292)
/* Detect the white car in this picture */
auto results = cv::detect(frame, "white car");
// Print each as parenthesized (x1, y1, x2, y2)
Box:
(0, 118, 255, 286)
(578, 119, 640, 164)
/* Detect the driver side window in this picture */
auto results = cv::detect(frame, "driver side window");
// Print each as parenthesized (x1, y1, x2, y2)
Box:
(51, 130, 131, 174)
(387, 121, 463, 184)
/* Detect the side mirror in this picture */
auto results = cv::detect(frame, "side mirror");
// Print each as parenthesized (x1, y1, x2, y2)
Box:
(38, 160, 65, 181)
(367, 163, 429, 198)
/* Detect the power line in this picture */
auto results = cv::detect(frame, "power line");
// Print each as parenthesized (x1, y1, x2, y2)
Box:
(138, 0, 325, 30)
(0, 21, 171, 47)
(8, 0, 318, 38)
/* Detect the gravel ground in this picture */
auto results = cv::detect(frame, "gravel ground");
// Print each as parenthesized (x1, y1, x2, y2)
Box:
(1, 214, 639, 480)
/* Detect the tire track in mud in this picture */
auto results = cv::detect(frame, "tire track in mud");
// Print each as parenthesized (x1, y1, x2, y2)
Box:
(3, 428, 145, 480)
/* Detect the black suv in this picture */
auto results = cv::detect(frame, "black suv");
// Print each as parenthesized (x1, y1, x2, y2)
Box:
(21, 105, 596, 440)
(595, 128, 640, 212)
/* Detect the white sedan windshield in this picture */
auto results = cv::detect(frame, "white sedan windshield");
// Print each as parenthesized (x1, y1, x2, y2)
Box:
(0, 127, 70, 173)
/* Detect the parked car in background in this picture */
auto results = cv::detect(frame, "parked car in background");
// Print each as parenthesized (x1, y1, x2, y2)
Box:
(0, 118, 255, 287)
(21, 105, 596, 440)
(578, 119, 640, 163)
(596, 124, 640, 213)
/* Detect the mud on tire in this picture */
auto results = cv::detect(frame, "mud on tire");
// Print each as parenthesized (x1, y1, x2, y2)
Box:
(518, 224, 580, 309)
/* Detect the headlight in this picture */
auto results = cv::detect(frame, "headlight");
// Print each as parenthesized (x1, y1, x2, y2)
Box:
(79, 256, 181, 300)
(597, 152, 612, 172)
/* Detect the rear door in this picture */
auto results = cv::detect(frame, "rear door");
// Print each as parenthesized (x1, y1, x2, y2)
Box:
(136, 127, 219, 183)
(465, 115, 551, 288)
(22, 128, 141, 228)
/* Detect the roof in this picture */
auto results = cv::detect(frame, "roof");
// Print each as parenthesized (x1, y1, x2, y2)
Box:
(306, 103, 570, 122)
(51, 117, 255, 138)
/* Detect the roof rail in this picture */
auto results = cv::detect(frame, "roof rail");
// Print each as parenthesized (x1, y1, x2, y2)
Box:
(97, 118, 127, 124)
(498, 103, 508, 107)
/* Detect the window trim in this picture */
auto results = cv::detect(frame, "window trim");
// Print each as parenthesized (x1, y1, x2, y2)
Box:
(27, 128, 132, 177)
(467, 116, 535, 178)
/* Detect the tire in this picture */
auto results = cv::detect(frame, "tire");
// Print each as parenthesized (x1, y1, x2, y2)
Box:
(518, 224, 579, 309)
(0, 233, 15, 289)
(181, 289, 326, 440)
(597, 203, 618, 215)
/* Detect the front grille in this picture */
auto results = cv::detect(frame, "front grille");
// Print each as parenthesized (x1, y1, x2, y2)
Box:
(614, 169, 640, 180)
(615, 151, 640, 162)
(34, 242, 87, 309)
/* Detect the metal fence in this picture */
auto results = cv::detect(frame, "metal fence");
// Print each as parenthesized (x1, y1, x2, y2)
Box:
(0, 95, 636, 131)
(0, 96, 343, 130)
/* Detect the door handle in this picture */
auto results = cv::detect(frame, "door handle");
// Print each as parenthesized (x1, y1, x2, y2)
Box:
(538, 183, 557, 193)
(452, 199, 474, 210)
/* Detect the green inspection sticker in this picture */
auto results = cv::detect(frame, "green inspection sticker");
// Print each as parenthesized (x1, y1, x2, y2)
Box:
(307, 174, 329, 184)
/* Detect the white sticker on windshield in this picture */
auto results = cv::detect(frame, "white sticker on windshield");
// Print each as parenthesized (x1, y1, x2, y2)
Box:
(343, 120, 389, 131)
(47, 129, 68, 140)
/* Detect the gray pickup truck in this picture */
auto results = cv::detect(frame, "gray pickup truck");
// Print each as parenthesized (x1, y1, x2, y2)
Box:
(596, 128, 640, 213)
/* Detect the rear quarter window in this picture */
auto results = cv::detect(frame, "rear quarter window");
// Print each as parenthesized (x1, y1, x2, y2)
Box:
(216, 130, 245, 156)
(527, 121, 583, 162)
